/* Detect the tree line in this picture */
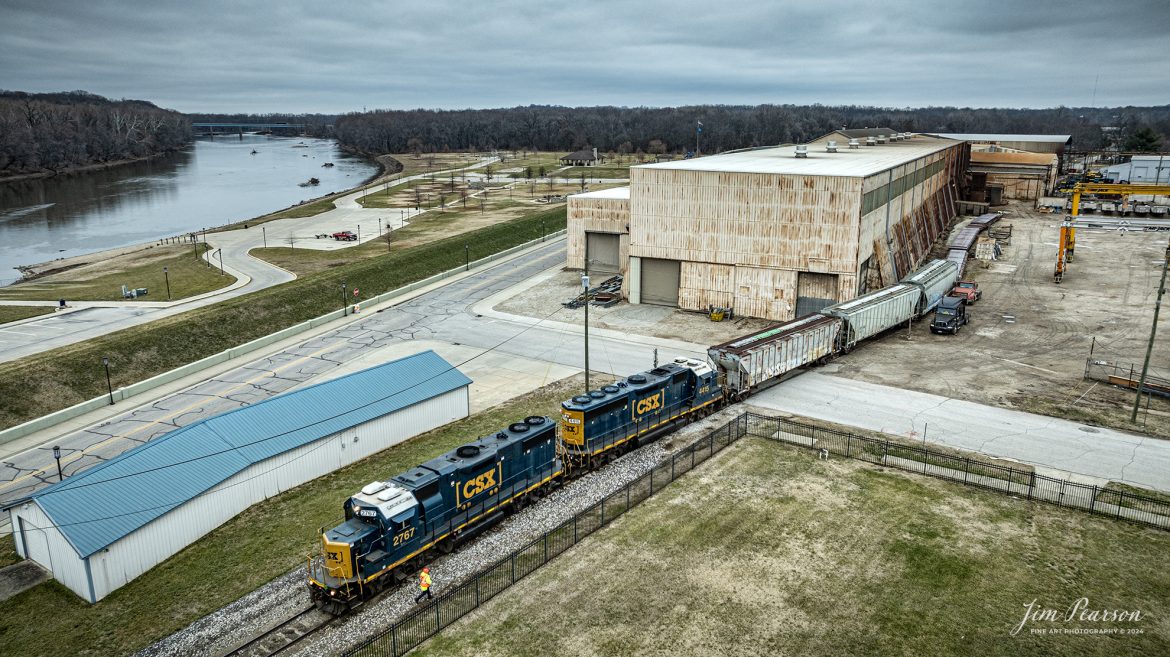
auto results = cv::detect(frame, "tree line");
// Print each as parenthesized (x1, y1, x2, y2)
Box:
(0, 90, 192, 177)
(332, 104, 1170, 156)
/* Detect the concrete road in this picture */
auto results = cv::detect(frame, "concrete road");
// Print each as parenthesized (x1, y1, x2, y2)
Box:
(751, 371, 1170, 492)
(0, 240, 706, 509)
(0, 160, 499, 363)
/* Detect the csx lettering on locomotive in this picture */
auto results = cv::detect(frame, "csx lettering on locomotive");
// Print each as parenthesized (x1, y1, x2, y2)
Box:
(458, 465, 500, 504)
(634, 390, 664, 417)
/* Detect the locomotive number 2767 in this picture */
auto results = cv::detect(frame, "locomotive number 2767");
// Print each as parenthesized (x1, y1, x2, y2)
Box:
(392, 527, 416, 546)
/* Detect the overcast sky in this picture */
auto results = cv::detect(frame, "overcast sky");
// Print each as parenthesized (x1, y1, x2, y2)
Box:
(2, 0, 1168, 114)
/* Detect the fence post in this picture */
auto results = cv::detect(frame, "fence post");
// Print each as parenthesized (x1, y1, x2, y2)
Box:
(846, 434, 853, 458)
(392, 626, 397, 657)
(476, 572, 481, 606)
(435, 599, 441, 631)
(650, 467, 654, 493)
(1117, 491, 1125, 519)
(626, 482, 631, 511)
(671, 456, 675, 481)
(1007, 467, 1014, 491)
(573, 515, 578, 544)
(543, 532, 549, 564)
(882, 441, 888, 466)
(963, 457, 970, 484)
(1028, 471, 1035, 500)
(601, 498, 605, 526)
(512, 552, 516, 583)
(692, 445, 696, 469)
(1090, 485, 1098, 514)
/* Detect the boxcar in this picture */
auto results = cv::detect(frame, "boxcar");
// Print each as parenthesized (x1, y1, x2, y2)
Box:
(708, 314, 842, 398)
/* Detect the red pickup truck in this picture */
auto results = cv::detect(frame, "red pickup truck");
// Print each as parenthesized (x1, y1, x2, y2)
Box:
(950, 280, 982, 304)
(332, 231, 358, 241)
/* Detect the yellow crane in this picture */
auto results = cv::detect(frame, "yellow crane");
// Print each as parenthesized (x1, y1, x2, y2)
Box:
(1054, 183, 1170, 282)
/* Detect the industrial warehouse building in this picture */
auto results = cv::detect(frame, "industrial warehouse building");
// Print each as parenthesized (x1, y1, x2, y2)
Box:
(568, 130, 968, 320)
(1102, 155, 1170, 184)
(5, 350, 471, 603)
(924, 133, 1072, 156)
(968, 150, 1059, 200)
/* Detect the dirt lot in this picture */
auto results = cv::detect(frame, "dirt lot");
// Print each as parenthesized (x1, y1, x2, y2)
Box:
(413, 437, 1170, 657)
(494, 268, 775, 347)
(829, 200, 1170, 436)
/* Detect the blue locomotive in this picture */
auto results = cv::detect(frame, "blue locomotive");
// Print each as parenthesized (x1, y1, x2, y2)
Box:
(309, 416, 560, 613)
(559, 358, 721, 470)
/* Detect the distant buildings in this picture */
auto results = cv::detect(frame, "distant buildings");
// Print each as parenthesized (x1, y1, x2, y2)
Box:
(560, 148, 603, 167)
(1101, 155, 1170, 184)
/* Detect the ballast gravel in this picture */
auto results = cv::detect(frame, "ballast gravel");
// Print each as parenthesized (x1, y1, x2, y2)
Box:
(135, 408, 740, 657)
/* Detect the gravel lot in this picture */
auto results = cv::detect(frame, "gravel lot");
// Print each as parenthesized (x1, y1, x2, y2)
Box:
(136, 407, 743, 657)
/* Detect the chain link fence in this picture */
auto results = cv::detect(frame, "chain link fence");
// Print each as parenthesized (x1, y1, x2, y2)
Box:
(744, 413, 1170, 530)
(344, 411, 1170, 656)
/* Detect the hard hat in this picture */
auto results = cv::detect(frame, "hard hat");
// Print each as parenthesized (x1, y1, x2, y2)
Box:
(423, 567, 429, 572)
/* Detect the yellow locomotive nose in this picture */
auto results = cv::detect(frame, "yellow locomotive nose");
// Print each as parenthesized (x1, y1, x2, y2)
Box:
(560, 408, 584, 446)
(322, 534, 355, 579)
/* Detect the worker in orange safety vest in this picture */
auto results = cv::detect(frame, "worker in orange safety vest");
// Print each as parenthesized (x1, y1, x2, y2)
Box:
(414, 567, 433, 603)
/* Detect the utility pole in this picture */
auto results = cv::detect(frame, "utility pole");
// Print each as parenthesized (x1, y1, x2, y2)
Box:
(583, 274, 590, 393)
(1132, 242, 1170, 422)
(163, 267, 170, 301)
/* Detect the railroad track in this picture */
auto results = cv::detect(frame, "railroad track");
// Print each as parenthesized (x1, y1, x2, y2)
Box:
(223, 606, 336, 657)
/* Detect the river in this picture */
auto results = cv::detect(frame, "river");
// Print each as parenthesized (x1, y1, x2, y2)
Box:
(0, 135, 378, 283)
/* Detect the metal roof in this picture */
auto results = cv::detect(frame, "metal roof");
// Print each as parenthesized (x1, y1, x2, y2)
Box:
(570, 186, 630, 200)
(925, 133, 1071, 143)
(20, 350, 471, 558)
(634, 134, 958, 178)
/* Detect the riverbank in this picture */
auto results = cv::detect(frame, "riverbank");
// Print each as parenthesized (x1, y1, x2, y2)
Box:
(0, 147, 186, 185)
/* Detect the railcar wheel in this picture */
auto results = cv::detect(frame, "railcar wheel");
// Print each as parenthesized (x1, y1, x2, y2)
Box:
(439, 537, 455, 554)
(590, 455, 604, 470)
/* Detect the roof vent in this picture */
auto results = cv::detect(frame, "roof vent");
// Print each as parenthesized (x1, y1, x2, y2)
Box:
(904, 132, 913, 139)
(456, 444, 482, 457)
(572, 395, 592, 404)
(376, 487, 402, 502)
(848, 138, 860, 149)
(602, 385, 620, 394)
(865, 137, 877, 146)
(508, 422, 530, 433)
(588, 390, 606, 398)
(361, 481, 387, 496)
(795, 144, 808, 158)
(524, 415, 547, 426)
(628, 374, 647, 384)
(826, 140, 838, 153)
(674, 357, 688, 363)
(876, 134, 887, 144)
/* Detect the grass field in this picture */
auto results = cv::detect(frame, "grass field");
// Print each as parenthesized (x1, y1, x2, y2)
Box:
(0, 375, 586, 657)
(555, 165, 634, 179)
(252, 203, 567, 276)
(414, 438, 1170, 657)
(0, 244, 233, 302)
(0, 305, 54, 325)
(0, 208, 566, 430)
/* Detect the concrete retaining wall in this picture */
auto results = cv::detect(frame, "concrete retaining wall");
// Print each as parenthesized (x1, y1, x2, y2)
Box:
(0, 231, 566, 447)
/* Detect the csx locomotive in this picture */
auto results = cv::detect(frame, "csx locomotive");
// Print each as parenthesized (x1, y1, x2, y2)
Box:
(308, 358, 718, 613)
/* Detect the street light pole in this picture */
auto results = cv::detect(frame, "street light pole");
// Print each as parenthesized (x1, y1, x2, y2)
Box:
(102, 357, 114, 405)
(163, 266, 171, 301)
(465, 244, 470, 271)
(582, 274, 590, 392)
(216, 249, 224, 276)
(1132, 242, 1170, 422)
(341, 281, 347, 317)
(262, 226, 267, 249)
(358, 224, 361, 243)
(53, 446, 63, 481)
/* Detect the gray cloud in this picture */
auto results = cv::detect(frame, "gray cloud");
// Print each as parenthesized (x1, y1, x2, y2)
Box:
(1, 0, 1167, 113)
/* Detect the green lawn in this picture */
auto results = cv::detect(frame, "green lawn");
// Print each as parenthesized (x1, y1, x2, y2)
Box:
(0, 208, 567, 430)
(414, 438, 1170, 657)
(0, 244, 233, 302)
(0, 306, 54, 325)
(0, 375, 585, 657)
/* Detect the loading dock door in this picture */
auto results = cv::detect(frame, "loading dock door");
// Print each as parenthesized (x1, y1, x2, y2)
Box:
(795, 272, 838, 317)
(585, 232, 621, 276)
(640, 258, 680, 307)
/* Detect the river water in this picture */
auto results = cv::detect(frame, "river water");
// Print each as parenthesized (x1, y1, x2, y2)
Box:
(0, 135, 377, 283)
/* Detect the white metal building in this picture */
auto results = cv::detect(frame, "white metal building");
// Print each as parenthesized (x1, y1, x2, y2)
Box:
(1102, 155, 1170, 184)
(923, 133, 1072, 155)
(4, 350, 471, 603)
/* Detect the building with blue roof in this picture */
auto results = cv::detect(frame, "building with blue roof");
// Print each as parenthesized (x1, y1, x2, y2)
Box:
(7, 350, 471, 603)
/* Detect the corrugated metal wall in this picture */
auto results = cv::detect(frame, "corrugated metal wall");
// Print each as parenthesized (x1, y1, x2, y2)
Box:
(20, 386, 469, 602)
(566, 195, 630, 272)
(585, 233, 621, 275)
(10, 503, 92, 601)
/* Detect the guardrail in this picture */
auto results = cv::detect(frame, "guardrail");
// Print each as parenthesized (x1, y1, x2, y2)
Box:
(0, 230, 566, 447)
